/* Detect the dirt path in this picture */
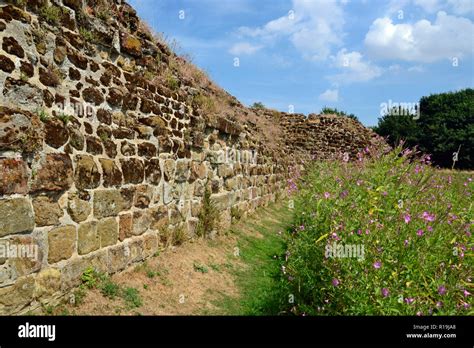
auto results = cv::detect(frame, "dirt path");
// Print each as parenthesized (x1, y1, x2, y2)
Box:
(47, 202, 292, 316)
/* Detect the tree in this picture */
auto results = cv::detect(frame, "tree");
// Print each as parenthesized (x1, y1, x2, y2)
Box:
(251, 102, 265, 110)
(374, 89, 474, 169)
(320, 107, 359, 122)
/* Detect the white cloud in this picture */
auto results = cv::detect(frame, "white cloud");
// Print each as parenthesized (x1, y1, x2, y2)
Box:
(328, 49, 383, 83)
(407, 65, 425, 72)
(237, 0, 347, 61)
(364, 12, 474, 63)
(228, 42, 262, 55)
(447, 0, 474, 14)
(319, 89, 339, 102)
(414, 0, 442, 13)
(386, 0, 473, 15)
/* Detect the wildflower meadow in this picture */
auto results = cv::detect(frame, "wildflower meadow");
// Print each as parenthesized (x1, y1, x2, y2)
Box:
(281, 145, 473, 315)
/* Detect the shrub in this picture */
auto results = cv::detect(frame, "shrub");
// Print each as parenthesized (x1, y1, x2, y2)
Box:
(79, 27, 97, 43)
(320, 107, 359, 122)
(374, 89, 474, 169)
(165, 71, 179, 90)
(251, 102, 265, 110)
(39, 5, 62, 26)
(192, 93, 215, 114)
(281, 145, 473, 315)
(196, 186, 220, 238)
(121, 287, 142, 308)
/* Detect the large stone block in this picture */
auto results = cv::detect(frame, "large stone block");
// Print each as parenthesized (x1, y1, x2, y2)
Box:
(99, 158, 122, 187)
(132, 210, 151, 235)
(93, 189, 124, 218)
(0, 235, 42, 286)
(144, 158, 161, 184)
(119, 213, 133, 241)
(31, 154, 73, 192)
(74, 155, 100, 190)
(77, 221, 99, 255)
(32, 195, 63, 227)
(120, 158, 144, 184)
(163, 159, 176, 181)
(98, 217, 118, 247)
(0, 275, 35, 314)
(33, 268, 62, 301)
(0, 158, 28, 195)
(175, 159, 190, 182)
(48, 225, 76, 264)
(0, 198, 35, 237)
(67, 192, 92, 223)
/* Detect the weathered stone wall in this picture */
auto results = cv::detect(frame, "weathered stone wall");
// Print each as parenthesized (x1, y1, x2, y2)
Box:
(0, 0, 381, 314)
(280, 113, 384, 161)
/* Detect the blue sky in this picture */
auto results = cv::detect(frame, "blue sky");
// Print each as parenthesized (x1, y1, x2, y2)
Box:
(128, 0, 474, 126)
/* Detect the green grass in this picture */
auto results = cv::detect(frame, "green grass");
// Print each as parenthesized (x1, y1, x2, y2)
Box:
(213, 203, 292, 315)
(122, 287, 142, 309)
(77, 267, 142, 310)
(193, 262, 209, 274)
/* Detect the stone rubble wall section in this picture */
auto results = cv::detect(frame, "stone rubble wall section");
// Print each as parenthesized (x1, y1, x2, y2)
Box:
(0, 0, 286, 314)
(0, 0, 381, 314)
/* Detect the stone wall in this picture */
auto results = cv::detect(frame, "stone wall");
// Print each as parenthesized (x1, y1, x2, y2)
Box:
(0, 0, 381, 314)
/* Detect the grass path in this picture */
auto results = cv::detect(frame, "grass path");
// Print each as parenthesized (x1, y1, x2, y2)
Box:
(46, 201, 292, 316)
(208, 202, 292, 315)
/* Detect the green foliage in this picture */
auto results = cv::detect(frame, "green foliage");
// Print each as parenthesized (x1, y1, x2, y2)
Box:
(193, 262, 209, 274)
(251, 102, 265, 110)
(231, 206, 243, 222)
(192, 93, 215, 114)
(79, 27, 97, 43)
(81, 267, 101, 289)
(73, 288, 86, 306)
(57, 113, 71, 125)
(100, 278, 120, 299)
(196, 186, 220, 238)
(122, 287, 142, 308)
(37, 109, 49, 122)
(280, 145, 473, 315)
(374, 89, 474, 169)
(39, 5, 62, 26)
(165, 71, 179, 90)
(321, 107, 359, 122)
(8, 0, 27, 8)
(20, 72, 29, 82)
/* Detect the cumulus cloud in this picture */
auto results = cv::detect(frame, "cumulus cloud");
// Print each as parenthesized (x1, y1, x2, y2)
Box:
(328, 49, 383, 83)
(413, 0, 442, 13)
(237, 0, 347, 61)
(447, 0, 474, 14)
(319, 89, 339, 102)
(228, 42, 262, 55)
(364, 12, 474, 62)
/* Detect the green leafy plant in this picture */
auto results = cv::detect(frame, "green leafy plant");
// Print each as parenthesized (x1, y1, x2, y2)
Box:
(196, 185, 220, 238)
(79, 27, 97, 43)
(193, 262, 209, 274)
(100, 278, 120, 299)
(121, 287, 142, 308)
(251, 102, 265, 110)
(39, 5, 62, 26)
(57, 113, 71, 125)
(37, 109, 50, 122)
(81, 267, 100, 289)
(165, 71, 179, 90)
